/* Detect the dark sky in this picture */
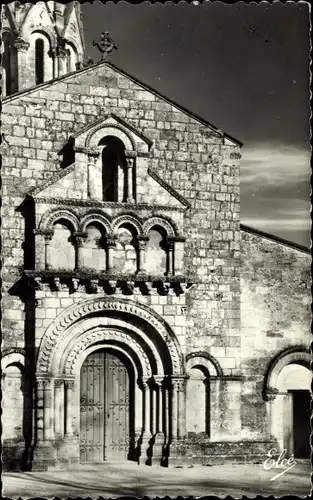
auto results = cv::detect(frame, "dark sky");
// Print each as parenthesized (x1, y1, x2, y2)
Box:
(82, 1, 310, 246)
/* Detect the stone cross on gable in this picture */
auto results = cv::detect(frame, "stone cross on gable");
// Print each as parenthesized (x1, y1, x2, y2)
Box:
(93, 31, 118, 60)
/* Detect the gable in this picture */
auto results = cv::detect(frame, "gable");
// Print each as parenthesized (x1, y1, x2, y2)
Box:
(62, 3, 85, 54)
(3, 60, 242, 147)
(19, 2, 57, 41)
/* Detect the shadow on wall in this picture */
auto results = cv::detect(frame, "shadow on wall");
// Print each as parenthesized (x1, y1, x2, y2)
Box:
(2, 363, 34, 471)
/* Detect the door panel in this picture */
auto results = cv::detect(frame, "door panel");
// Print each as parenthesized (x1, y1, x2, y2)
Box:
(292, 390, 311, 458)
(105, 353, 130, 461)
(80, 350, 130, 462)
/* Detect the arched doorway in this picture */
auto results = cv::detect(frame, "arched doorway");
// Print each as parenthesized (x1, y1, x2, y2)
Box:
(79, 348, 135, 462)
(34, 297, 186, 469)
(264, 348, 311, 459)
(276, 363, 311, 458)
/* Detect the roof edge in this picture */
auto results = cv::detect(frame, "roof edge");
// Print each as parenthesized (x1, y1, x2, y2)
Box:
(240, 224, 310, 254)
(3, 60, 243, 147)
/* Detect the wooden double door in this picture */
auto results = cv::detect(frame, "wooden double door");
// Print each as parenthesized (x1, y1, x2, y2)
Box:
(80, 349, 134, 462)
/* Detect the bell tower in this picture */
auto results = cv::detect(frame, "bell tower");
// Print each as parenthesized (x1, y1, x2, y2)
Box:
(2, 1, 86, 96)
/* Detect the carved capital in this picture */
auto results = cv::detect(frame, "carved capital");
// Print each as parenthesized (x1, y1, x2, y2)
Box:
(52, 277, 61, 291)
(37, 378, 51, 390)
(54, 378, 63, 388)
(73, 232, 87, 247)
(153, 375, 165, 389)
(13, 38, 30, 53)
(89, 279, 99, 293)
(71, 278, 79, 291)
(171, 376, 187, 392)
(106, 233, 117, 248)
(34, 277, 43, 290)
(138, 236, 149, 251)
(42, 230, 54, 243)
(167, 240, 174, 251)
(265, 388, 279, 402)
(64, 379, 75, 390)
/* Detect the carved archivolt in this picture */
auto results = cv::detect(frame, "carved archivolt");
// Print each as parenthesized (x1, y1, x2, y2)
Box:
(64, 328, 152, 377)
(185, 351, 223, 378)
(38, 210, 179, 241)
(142, 216, 177, 237)
(80, 213, 112, 234)
(86, 124, 135, 151)
(112, 214, 144, 236)
(39, 208, 80, 233)
(37, 297, 184, 375)
(263, 346, 310, 401)
(21, 25, 56, 46)
(55, 317, 163, 376)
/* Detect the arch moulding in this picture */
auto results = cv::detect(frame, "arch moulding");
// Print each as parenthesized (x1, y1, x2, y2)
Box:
(37, 296, 184, 376)
(54, 317, 164, 377)
(185, 351, 223, 378)
(39, 207, 80, 233)
(263, 345, 311, 401)
(86, 124, 135, 151)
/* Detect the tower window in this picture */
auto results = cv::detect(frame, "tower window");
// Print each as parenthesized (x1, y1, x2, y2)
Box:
(35, 38, 44, 84)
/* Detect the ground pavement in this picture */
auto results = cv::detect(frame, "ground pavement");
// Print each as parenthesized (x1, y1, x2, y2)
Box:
(2, 460, 311, 498)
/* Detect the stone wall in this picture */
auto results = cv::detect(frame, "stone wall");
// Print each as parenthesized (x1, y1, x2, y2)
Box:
(240, 228, 310, 439)
(2, 62, 241, 377)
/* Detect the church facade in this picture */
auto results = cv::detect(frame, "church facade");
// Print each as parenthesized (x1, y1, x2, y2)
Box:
(2, 2, 310, 471)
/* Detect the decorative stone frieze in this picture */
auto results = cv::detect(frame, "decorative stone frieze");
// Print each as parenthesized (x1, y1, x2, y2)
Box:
(23, 270, 195, 296)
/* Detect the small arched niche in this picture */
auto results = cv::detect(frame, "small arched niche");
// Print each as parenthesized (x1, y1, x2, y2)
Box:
(186, 365, 210, 437)
(114, 223, 138, 274)
(2, 363, 24, 440)
(49, 219, 75, 270)
(81, 223, 107, 271)
(98, 136, 126, 202)
(145, 226, 168, 276)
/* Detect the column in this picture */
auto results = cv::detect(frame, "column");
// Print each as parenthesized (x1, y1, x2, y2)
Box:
(64, 380, 75, 438)
(43, 379, 54, 441)
(137, 237, 148, 274)
(142, 379, 151, 436)
(74, 232, 87, 271)
(265, 389, 278, 441)
(106, 234, 117, 273)
(12, 38, 29, 91)
(34, 231, 47, 270)
(36, 378, 45, 443)
(154, 376, 165, 434)
(56, 45, 68, 78)
(87, 152, 100, 199)
(171, 380, 178, 441)
(167, 240, 174, 276)
(44, 231, 53, 270)
(48, 47, 57, 79)
(171, 376, 188, 440)
(210, 377, 221, 440)
(177, 378, 188, 440)
(125, 151, 136, 203)
(164, 380, 170, 443)
(54, 379, 64, 437)
(151, 381, 157, 435)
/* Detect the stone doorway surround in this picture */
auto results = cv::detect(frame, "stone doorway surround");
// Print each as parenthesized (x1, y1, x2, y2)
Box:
(263, 346, 311, 457)
(32, 296, 188, 470)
